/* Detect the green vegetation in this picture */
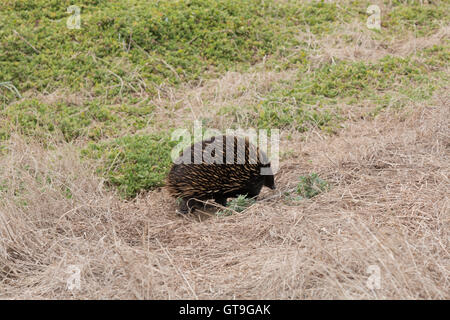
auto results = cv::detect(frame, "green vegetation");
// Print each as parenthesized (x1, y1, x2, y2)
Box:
(82, 134, 177, 198)
(2, 99, 116, 142)
(216, 194, 256, 216)
(384, 3, 449, 36)
(294, 173, 329, 200)
(0, 0, 348, 103)
(0, 99, 154, 143)
(252, 46, 449, 131)
(349, 1, 450, 37)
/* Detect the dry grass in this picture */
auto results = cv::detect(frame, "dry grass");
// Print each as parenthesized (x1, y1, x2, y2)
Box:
(308, 24, 450, 64)
(141, 69, 297, 133)
(1, 89, 448, 299)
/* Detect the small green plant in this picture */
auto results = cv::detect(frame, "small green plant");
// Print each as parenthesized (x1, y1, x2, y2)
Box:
(295, 173, 329, 199)
(216, 194, 256, 216)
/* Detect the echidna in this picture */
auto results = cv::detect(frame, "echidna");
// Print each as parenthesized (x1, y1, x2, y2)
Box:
(167, 135, 275, 213)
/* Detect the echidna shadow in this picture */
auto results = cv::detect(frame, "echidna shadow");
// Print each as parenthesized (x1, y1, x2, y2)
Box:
(167, 135, 276, 214)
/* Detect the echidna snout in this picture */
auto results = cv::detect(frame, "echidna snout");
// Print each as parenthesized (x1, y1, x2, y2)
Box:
(264, 174, 276, 190)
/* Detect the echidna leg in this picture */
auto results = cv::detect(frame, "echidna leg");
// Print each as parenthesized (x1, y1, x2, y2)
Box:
(214, 196, 227, 207)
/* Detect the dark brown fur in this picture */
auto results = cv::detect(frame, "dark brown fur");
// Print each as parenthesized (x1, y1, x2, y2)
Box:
(167, 135, 275, 213)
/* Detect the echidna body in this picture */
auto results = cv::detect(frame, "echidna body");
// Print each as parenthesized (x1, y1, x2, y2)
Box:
(167, 135, 275, 213)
